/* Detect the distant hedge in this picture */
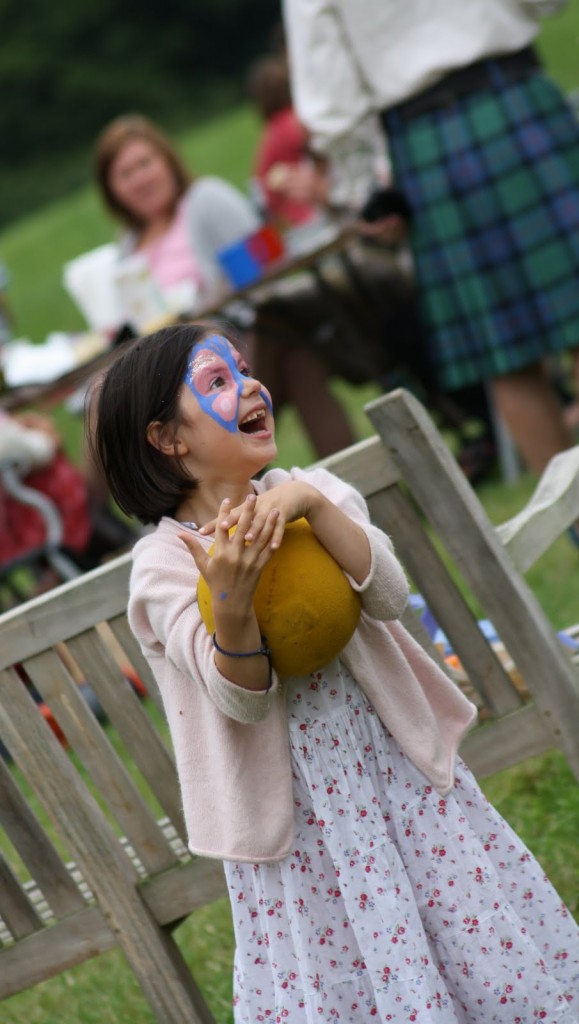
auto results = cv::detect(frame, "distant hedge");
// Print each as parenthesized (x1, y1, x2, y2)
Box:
(0, 0, 280, 223)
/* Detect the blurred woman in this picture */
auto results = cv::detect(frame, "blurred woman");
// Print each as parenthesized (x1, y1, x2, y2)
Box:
(93, 114, 356, 459)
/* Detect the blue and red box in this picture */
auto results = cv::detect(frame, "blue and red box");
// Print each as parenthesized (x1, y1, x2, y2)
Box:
(217, 225, 285, 288)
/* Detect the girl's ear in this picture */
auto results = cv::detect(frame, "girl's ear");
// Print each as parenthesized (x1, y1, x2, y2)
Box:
(146, 420, 187, 457)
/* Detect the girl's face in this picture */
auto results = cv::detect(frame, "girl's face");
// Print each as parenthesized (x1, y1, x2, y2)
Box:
(176, 334, 276, 477)
(108, 137, 179, 225)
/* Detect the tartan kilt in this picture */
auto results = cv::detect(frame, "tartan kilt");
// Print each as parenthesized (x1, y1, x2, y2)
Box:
(383, 63, 579, 390)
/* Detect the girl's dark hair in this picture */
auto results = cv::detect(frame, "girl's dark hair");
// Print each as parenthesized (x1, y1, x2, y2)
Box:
(87, 321, 238, 524)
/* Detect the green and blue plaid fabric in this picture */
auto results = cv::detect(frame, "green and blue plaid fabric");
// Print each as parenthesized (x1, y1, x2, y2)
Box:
(384, 64, 579, 390)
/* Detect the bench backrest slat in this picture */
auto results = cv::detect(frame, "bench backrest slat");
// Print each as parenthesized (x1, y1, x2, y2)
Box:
(22, 645, 180, 876)
(63, 630, 185, 835)
(367, 485, 524, 716)
(0, 854, 43, 939)
(0, 755, 86, 919)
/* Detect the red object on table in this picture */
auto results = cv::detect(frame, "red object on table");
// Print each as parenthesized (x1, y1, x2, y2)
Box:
(247, 225, 285, 266)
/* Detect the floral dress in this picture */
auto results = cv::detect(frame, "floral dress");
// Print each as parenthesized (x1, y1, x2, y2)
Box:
(225, 659, 579, 1024)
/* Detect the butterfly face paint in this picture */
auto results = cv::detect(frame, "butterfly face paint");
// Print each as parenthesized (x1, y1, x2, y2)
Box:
(183, 334, 272, 433)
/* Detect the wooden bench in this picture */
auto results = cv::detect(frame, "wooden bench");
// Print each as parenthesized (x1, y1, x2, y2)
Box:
(0, 387, 577, 1022)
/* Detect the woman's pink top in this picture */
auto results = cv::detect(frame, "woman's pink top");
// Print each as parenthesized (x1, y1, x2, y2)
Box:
(141, 196, 203, 291)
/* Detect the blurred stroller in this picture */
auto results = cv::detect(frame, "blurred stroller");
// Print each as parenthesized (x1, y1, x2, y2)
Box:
(0, 413, 144, 757)
(0, 410, 138, 606)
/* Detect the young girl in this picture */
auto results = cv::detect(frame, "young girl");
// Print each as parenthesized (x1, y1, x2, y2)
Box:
(89, 322, 579, 1024)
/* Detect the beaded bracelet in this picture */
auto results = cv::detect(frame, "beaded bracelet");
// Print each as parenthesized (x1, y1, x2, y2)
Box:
(212, 632, 273, 690)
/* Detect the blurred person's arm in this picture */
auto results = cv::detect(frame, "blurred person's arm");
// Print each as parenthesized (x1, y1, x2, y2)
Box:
(185, 177, 261, 300)
(283, 0, 387, 210)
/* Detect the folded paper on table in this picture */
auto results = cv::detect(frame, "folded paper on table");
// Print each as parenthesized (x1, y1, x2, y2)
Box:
(1, 332, 109, 387)
(112, 253, 169, 332)
(63, 243, 121, 333)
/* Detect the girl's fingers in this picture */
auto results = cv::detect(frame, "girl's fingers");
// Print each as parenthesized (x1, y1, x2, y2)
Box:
(213, 498, 234, 547)
(269, 515, 287, 551)
(247, 507, 280, 549)
(178, 531, 209, 576)
(233, 494, 258, 543)
(198, 518, 216, 536)
(200, 494, 255, 538)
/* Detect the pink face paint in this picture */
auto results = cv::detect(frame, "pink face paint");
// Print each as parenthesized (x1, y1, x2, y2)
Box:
(183, 334, 271, 432)
(184, 335, 272, 432)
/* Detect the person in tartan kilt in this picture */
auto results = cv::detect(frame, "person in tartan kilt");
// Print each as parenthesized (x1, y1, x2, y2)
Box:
(282, 0, 579, 477)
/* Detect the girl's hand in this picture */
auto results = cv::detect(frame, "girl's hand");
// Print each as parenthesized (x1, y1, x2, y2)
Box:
(179, 494, 280, 615)
(180, 494, 281, 692)
(199, 482, 318, 551)
(200, 480, 372, 587)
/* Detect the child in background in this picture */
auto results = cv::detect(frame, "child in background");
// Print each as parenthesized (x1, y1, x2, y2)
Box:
(248, 54, 328, 230)
(89, 321, 579, 1024)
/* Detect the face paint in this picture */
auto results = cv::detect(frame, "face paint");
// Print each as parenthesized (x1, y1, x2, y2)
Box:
(183, 334, 272, 433)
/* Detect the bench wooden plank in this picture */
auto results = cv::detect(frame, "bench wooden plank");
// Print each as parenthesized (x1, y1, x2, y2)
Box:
(461, 704, 554, 778)
(498, 445, 579, 572)
(0, 855, 42, 940)
(22, 647, 181, 877)
(0, 905, 114, 999)
(366, 389, 579, 778)
(0, 553, 132, 669)
(368, 485, 522, 716)
(139, 857, 228, 927)
(0, 755, 86, 918)
(104, 614, 164, 714)
(64, 629, 185, 835)
(0, 665, 216, 1024)
(318, 433, 401, 496)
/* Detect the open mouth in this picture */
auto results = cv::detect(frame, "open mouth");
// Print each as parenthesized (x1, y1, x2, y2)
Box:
(239, 410, 267, 434)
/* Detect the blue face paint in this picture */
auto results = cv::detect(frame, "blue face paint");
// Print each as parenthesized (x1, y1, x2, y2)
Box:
(183, 334, 272, 433)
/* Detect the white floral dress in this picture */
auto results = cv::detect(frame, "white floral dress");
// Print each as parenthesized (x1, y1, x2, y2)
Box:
(225, 659, 579, 1023)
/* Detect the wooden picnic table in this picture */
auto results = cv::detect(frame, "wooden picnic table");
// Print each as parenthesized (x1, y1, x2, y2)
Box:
(0, 224, 360, 414)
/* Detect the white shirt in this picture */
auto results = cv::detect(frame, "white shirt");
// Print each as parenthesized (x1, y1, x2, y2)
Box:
(283, 0, 562, 170)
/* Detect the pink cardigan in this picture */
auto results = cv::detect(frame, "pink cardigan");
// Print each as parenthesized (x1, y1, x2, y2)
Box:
(128, 467, 477, 863)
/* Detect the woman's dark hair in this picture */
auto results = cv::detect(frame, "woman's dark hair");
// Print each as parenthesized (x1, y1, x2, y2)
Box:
(94, 113, 192, 230)
(87, 321, 238, 524)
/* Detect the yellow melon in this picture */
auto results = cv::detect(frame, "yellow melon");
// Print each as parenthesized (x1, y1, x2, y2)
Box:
(197, 517, 361, 677)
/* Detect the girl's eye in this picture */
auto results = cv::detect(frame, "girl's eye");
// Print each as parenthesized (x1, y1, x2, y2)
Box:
(209, 375, 226, 390)
(240, 365, 252, 378)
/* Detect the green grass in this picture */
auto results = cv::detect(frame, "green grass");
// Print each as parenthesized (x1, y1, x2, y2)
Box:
(2, 13, 579, 1020)
(537, 2, 579, 91)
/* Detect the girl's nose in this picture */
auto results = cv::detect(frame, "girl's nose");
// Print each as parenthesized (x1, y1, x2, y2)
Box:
(241, 373, 261, 395)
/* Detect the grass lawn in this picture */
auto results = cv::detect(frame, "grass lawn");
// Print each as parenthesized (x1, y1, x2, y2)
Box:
(1, 8, 579, 1021)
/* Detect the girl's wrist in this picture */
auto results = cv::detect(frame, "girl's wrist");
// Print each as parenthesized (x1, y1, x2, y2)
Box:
(212, 610, 262, 653)
(303, 487, 327, 529)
